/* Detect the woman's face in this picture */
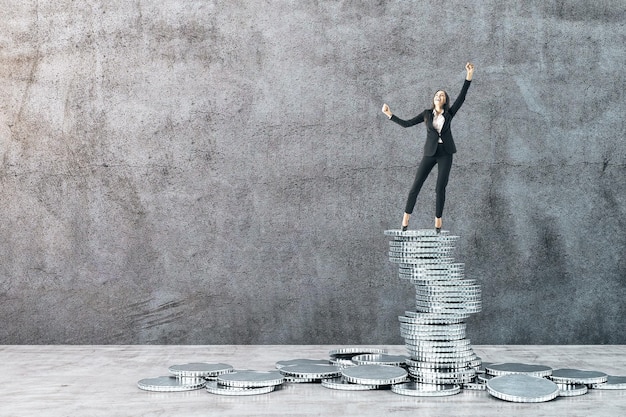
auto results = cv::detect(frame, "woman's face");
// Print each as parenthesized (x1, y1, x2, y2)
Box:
(433, 90, 446, 107)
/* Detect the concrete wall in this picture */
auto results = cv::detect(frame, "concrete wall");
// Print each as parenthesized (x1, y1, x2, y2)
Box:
(0, 0, 624, 344)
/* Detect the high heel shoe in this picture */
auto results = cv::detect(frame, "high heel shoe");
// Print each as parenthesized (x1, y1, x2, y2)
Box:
(434, 217, 442, 234)
(401, 213, 410, 232)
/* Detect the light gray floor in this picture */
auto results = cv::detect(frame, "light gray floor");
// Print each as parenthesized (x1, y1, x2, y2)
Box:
(1, 345, 625, 416)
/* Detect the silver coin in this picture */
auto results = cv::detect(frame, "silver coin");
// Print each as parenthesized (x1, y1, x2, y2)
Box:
(463, 382, 486, 390)
(415, 299, 482, 306)
(401, 266, 464, 274)
(275, 359, 330, 369)
(385, 229, 446, 236)
(400, 323, 468, 331)
(391, 381, 461, 397)
(402, 312, 469, 323)
(389, 245, 454, 251)
(407, 278, 468, 286)
(329, 357, 357, 367)
(390, 237, 453, 243)
(392, 249, 454, 254)
(400, 322, 467, 331)
(404, 339, 472, 348)
(405, 345, 473, 355)
(391, 252, 454, 259)
(486, 363, 553, 378)
(557, 383, 588, 397)
(416, 286, 481, 295)
(549, 368, 608, 385)
(402, 333, 466, 342)
(407, 354, 479, 365)
(415, 290, 481, 298)
(468, 358, 483, 369)
(415, 303, 482, 314)
(279, 364, 342, 379)
(329, 347, 388, 357)
(168, 363, 233, 378)
(406, 358, 479, 369)
(415, 297, 482, 304)
(406, 358, 466, 369)
(407, 366, 476, 375)
(405, 352, 474, 366)
(402, 332, 468, 338)
(389, 251, 453, 258)
(404, 267, 465, 273)
(418, 282, 480, 290)
(400, 317, 466, 325)
(408, 363, 479, 374)
(414, 295, 481, 303)
(395, 249, 456, 254)
(413, 305, 481, 314)
(396, 258, 456, 264)
(217, 370, 284, 388)
(406, 275, 467, 283)
(477, 373, 495, 383)
(401, 327, 467, 335)
(402, 261, 464, 269)
(592, 376, 626, 390)
(415, 287, 481, 303)
(137, 376, 206, 392)
(205, 380, 275, 396)
(391, 237, 458, 244)
(351, 354, 408, 366)
(415, 298, 481, 306)
(486, 374, 560, 403)
(406, 351, 477, 362)
(342, 364, 408, 386)
(391, 242, 455, 248)
(411, 277, 475, 285)
(415, 295, 481, 304)
(283, 376, 322, 383)
(413, 375, 476, 385)
(390, 257, 455, 265)
(410, 368, 476, 380)
(321, 377, 379, 391)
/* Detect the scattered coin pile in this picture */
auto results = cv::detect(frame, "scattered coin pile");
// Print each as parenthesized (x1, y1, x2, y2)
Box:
(137, 355, 626, 401)
(136, 348, 414, 395)
(481, 362, 625, 402)
(384, 229, 481, 394)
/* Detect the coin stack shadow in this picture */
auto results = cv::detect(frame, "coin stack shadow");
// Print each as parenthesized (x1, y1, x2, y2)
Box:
(385, 229, 482, 388)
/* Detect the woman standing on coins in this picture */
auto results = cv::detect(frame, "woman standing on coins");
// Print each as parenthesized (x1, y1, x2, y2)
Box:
(382, 62, 474, 232)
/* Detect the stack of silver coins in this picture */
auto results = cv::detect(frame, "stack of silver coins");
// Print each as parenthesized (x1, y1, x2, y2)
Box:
(385, 229, 482, 389)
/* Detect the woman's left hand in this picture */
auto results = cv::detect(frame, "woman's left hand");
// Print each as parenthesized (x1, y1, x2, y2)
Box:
(465, 62, 474, 81)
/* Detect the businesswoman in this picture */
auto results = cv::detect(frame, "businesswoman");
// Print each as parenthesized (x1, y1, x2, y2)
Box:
(382, 62, 474, 232)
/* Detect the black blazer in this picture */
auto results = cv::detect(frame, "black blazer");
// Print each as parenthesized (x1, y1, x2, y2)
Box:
(390, 79, 471, 156)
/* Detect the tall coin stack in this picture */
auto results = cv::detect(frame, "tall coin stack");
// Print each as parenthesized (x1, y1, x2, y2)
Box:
(384, 229, 482, 390)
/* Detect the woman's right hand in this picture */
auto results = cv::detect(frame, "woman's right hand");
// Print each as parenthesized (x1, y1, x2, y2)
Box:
(382, 103, 392, 118)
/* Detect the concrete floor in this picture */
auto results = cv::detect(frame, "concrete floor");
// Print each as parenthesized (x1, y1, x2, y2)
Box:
(1, 345, 625, 416)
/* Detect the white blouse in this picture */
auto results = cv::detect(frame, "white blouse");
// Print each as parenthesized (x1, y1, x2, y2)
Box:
(433, 110, 444, 143)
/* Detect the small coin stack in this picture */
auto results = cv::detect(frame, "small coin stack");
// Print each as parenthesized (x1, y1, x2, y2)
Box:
(207, 370, 285, 396)
(138, 362, 234, 393)
(384, 229, 482, 392)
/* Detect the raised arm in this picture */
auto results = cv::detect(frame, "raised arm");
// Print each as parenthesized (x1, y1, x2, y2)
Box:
(449, 62, 474, 117)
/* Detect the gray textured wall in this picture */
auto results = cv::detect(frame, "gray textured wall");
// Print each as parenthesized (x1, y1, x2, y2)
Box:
(0, 1, 624, 344)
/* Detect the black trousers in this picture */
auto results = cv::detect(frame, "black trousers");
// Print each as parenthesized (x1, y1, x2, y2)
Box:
(404, 143, 453, 218)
